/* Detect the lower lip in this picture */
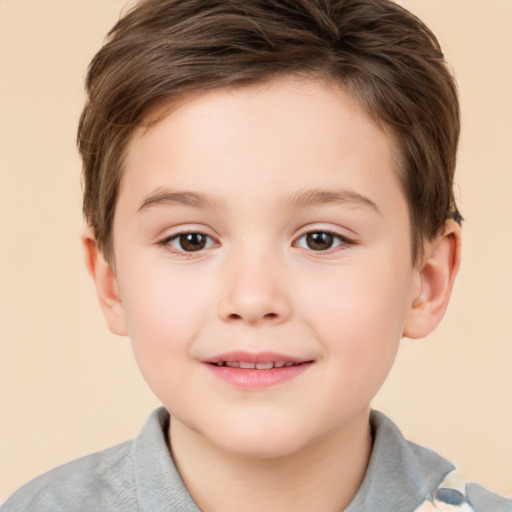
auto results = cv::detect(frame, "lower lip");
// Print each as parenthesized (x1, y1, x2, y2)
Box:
(205, 363, 312, 389)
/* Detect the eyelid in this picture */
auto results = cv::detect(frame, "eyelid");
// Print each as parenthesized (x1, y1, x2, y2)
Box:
(156, 225, 354, 257)
(293, 228, 355, 252)
(159, 229, 220, 256)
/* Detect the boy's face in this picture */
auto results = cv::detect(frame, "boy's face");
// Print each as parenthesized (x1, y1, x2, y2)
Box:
(109, 77, 423, 457)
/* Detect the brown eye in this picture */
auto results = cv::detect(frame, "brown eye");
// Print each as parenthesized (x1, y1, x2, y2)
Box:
(295, 231, 349, 252)
(179, 233, 207, 251)
(306, 232, 335, 251)
(166, 232, 216, 252)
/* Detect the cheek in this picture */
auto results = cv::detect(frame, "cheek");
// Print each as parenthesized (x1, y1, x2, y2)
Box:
(124, 281, 185, 344)
(305, 261, 409, 335)
(116, 265, 210, 384)
(119, 257, 209, 333)
(302, 259, 411, 385)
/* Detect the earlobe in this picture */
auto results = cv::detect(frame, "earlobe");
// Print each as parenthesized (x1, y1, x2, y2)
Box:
(81, 227, 128, 336)
(403, 220, 462, 339)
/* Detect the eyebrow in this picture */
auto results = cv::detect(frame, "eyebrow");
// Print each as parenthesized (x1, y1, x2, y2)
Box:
(138, 187, 380, 214)
(285, 188, 380, 214)
(138, 189, 220, 211)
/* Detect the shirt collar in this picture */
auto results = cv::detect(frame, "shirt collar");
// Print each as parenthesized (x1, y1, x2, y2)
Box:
(132, 408, 454, 512)
(346, 410, 454, 511)
(132, 408, 200, 512)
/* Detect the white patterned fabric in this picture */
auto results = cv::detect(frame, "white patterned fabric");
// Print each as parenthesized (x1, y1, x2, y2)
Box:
(413, 471, 477, 512)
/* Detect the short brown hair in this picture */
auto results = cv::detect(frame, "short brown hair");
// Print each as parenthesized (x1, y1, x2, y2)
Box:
(78, 0, 461, 263)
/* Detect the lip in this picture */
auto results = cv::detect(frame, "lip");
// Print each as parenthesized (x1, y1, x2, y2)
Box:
(203, 351, 314, 389)
(203, 351, 309, 365)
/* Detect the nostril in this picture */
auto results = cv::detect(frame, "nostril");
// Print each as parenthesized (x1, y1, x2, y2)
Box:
(226, 312, 278, 322)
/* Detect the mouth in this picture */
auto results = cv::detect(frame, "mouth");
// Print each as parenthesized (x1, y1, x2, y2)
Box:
(209, 361, 306, 369)
(203, 351, 312, 368)
(203, 352, 313, 388)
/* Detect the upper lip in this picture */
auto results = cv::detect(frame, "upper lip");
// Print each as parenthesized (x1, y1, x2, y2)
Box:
(203, 351, 311, 365)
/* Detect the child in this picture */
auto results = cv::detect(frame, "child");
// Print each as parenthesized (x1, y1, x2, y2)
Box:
(3, 0, 510, 511)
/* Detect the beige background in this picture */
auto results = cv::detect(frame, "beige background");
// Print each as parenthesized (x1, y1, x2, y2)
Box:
(0, 0, 511, 501)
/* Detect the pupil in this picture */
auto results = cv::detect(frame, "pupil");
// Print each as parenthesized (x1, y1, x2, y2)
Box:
(307, 232, 334, 251)
(180, 233, 206, 252)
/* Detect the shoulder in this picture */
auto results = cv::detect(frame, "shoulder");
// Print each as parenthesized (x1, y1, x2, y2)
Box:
(359, 411, 511, 512)
(466, 483, 512, 512)
(1, 408, 196, 512)
(1, 440, 137, 512)
(411, 470, 511, 512)
(403, 436, 511, 512)
(401, 427, 512, 512)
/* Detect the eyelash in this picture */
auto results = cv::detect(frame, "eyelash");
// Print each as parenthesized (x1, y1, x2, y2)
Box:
(158, 229, 354, 257)
(159, 231, 218, 256)
(294, 231, 353, 252)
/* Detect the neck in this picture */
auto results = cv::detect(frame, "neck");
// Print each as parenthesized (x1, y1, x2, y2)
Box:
(169, 410, 373, 512)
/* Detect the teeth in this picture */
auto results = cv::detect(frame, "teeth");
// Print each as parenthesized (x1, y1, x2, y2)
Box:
(255, 362, 274, 370)
(215, 361, 300, 369)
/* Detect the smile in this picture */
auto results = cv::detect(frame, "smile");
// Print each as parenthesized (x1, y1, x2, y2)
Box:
(211, 361, 302, 369)
(204, 353, 313, 389)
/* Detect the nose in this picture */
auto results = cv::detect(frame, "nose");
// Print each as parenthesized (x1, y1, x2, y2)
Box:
(217, 251, 292, 326)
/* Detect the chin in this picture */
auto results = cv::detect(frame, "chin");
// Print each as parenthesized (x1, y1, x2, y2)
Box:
(196, 414, 318, 460)
(216, 432, 306, 460)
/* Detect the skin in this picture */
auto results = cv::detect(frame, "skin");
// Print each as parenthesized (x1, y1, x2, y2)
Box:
(84, 76, 461, 512)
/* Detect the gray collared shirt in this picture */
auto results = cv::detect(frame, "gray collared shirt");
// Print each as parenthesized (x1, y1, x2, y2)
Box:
(2, 408, 510, 511)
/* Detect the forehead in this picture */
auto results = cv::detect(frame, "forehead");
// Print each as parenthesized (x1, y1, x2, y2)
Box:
(118, 76, 403, 218)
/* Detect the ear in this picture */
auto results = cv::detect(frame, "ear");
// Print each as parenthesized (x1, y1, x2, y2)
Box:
(81, 226, 128, 336)
(403, 220, 462, 339)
